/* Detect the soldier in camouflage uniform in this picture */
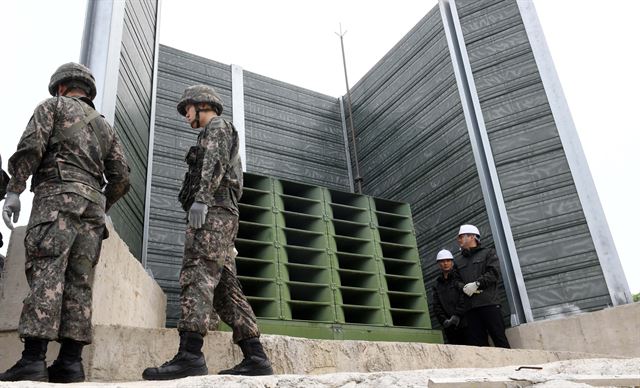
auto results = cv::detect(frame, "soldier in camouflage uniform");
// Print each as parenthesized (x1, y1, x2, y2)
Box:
(0, 153, 8, 250)
(143, 85, 273, 380)
(0, 63, 130, 383)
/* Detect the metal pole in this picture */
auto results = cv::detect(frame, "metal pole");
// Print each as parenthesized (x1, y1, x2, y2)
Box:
(336, 25, 363, 193)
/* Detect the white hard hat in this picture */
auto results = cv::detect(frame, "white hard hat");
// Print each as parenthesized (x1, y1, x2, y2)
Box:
(458, 224, 480, 236)
(435, 249, 454, 261)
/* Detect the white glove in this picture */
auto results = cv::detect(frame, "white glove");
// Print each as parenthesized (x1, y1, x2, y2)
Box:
(463, 281, 480, 296)
(188, 201, 208, 229)
(2, 192, 21, 230)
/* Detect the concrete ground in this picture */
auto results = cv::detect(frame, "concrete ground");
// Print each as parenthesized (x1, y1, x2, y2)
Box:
(0, 358, 638, 387)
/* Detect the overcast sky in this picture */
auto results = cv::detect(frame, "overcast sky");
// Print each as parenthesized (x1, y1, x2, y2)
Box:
(0, 0, 638, 295)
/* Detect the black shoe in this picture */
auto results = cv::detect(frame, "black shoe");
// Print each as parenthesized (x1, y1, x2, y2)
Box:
(0, 358, 48, 382)
(48, 358, 85, 383)
(218, 337, 273, 376)
(142, 351, 208, 380)
(218, 355, 273, 376)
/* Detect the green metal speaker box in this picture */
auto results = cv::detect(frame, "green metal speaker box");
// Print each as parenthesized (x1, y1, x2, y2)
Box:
(230, 172, 441, 343)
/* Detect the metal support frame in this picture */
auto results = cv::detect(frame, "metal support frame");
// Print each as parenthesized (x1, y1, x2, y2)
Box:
(339, 96, 356, 193)
(517, 0, 631, 304)
(439, 0, 533, 324)
(141, 0, 163, 269)
(80, 0, 126, 125)
(231, 64, 247, 171)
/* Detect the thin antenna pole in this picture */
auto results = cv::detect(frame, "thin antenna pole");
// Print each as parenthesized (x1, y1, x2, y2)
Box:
(336, 24, 363, 193)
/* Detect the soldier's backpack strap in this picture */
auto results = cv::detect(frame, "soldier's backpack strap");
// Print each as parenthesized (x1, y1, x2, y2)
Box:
(224, 120, 241, 209)
(224, 119, 241, 167)
(49, 99, 107, 158)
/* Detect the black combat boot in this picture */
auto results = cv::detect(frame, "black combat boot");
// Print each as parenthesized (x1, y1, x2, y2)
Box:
(48, 338, 85, 383)
(142, 331, 208, 380)
(218, 337, 273, 376)
(0, 337, 49, 382)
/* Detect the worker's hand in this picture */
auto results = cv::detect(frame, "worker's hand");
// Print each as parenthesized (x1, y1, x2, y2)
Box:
(2, 192, 21, 230)
(463, 281, 480, 296)
(443, 315, 460, 328)
(188, 201, 208, 229)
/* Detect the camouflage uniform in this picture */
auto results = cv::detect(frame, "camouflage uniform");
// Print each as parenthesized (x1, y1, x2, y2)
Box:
(208, 247, 238, 331)
(7, 95, 130, 344)
(177, 116, 259, 341)
(0, 154, 8, 249)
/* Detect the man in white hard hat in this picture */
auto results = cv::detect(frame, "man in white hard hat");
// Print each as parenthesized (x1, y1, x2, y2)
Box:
(455, 224, 510, 348)
(431, 249, 469, 345)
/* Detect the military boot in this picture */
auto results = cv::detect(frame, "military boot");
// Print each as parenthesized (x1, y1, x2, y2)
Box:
(0, 337, 48, 382)
(218, 337, 273, 376)
(142, 331, 208, 380)
(48, 338, 85, 383)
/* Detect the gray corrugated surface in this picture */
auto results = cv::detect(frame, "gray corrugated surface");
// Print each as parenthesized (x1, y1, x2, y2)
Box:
(344, 8, 501, 327)
(243, 71, 350, 190)
(110, 0, 158, 258)
(455, 0, 611, 319)
(149, 46, 350, 324)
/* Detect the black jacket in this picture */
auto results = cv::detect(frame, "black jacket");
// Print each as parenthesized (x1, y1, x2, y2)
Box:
(432, 269, 469, 328)
(455, 246, 501, 308)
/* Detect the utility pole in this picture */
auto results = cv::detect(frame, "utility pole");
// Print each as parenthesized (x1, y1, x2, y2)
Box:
(336, 24, 363, 194)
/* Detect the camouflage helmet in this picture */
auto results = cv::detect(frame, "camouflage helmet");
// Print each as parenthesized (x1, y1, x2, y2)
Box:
(48, 62, 97, 100)
(177, 85, 223, 116)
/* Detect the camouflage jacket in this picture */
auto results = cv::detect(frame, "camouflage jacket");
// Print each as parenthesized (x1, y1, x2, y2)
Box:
(0, 154, 8, 200)
(7, 96, 130, 211)
(180, 116, 242, 216)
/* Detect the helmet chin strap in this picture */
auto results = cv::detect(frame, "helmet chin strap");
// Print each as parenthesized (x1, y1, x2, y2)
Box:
(190, 109, 201, 128)
(191, 106, 214, 128)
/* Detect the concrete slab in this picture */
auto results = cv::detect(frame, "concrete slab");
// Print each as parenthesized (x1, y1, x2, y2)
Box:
(0, 228, 29, 331)
(507, 303, 640, 358)
(0, 223, 166, 331)
(0, 357, 637, 387)
(0, 327, 622, 382)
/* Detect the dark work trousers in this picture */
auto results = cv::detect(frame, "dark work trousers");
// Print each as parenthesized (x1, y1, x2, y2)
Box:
(443, 327, 467, 345)
(465, 304, 511, 348)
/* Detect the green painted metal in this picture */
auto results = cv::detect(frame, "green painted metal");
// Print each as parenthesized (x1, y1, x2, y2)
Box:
(235, 173, 438, 342)
(370, 197, 431, 329)
(219, 320, 442, 343)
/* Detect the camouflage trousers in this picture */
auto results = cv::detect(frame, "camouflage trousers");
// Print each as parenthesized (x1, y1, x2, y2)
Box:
(207, 249, 238, 331)
(178, 207, 260, 342)
(19, 193, 105, 344)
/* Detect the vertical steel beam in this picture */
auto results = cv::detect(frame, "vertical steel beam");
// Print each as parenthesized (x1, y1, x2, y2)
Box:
(439, 0, 534, 324)
(142, 0, 163, 269)
(80, 0, 125, 125)
(231, 64, 247, 172)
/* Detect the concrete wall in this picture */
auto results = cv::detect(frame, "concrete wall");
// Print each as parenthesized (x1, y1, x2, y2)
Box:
(92, 221, 166, 328)
(0, 326, 606, 382)
(0, 223, 166, 331)
(507, 302, 640, 358)
(0, 228, 29, 331)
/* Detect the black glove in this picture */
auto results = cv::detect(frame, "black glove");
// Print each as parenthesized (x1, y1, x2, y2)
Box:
(443, 315, 460, 328)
